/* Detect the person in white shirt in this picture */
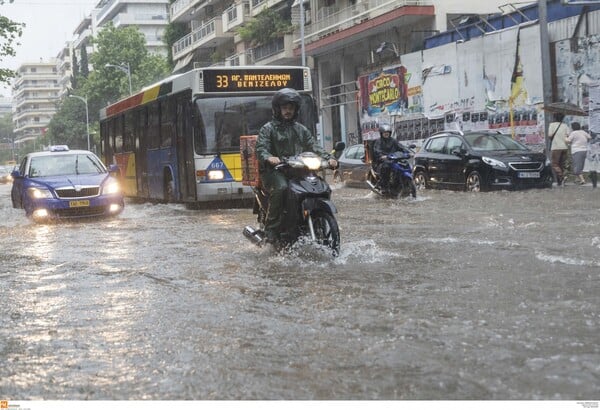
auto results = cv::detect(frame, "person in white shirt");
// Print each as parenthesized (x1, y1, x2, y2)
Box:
(548, 113, 570, 185)
(566, 122, 592, 185)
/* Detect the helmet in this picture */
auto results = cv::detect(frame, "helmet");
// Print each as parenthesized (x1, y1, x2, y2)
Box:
(272, 88, 301, 121)
(379, 123, 392, 138)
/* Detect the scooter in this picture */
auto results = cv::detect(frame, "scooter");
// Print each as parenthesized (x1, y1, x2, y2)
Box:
(366, 144, 417, 199)
(243, 147, 344, 257)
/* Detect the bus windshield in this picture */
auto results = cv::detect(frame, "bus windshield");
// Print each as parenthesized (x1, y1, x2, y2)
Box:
(194, 94, 316, 155)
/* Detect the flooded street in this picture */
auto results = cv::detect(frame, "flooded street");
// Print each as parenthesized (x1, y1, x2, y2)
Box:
(0, 182, 598, 400)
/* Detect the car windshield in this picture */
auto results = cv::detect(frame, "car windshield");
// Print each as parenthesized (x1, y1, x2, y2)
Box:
(465, 134, 528, 151)
(28, 153, 106, 177)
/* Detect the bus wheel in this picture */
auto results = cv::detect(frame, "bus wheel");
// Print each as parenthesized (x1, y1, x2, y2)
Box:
(164, 174, 175, 203)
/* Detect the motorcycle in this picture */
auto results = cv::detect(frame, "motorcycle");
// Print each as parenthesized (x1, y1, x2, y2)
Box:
(243, 148, 344, 257)
(366, 144, 417, 199)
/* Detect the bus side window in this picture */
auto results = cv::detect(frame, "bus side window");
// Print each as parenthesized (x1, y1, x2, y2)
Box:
(115, 115, 124, 154)
(148, 102, 160, 149)
(161, 98, 175, 148)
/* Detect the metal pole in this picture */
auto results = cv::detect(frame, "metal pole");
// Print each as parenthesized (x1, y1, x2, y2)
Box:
(69, 95, 90, 151)
(539, 0, 553, 153)
(300, 0, 306, 66)
(126, 62, 133, 96)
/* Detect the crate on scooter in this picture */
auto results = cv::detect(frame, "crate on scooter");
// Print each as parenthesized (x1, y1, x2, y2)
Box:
(240, 135, 260, 186)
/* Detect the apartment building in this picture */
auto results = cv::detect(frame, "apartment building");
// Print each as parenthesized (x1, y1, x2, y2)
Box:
(72, 14, 96, 75)
(169, 0, 514, 150)
(56, 44, 73, 99)
(11, 61, 61, 145)
(94, 0, 170, 56)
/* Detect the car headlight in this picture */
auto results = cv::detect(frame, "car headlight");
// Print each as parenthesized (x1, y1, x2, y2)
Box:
(27, 187, 53, 199)
(482, 156, 507, 169)
(103, 182, 121, 195)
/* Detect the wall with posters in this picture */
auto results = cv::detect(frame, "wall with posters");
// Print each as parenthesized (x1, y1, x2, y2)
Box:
(357, 24, 546, 149)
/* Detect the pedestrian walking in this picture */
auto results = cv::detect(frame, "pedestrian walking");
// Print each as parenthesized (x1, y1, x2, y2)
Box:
(583, 131, 600, 188)
(548, 113, 570, 185)
(565, 122, 591, 185)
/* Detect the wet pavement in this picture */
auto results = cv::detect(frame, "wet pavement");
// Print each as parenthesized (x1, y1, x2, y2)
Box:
(0, 182, 598, 399)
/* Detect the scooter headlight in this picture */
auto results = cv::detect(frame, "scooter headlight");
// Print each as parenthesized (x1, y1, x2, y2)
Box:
(299, 154, 322, 170)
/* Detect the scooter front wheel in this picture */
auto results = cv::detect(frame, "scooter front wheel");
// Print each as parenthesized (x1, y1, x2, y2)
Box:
(311, 210, 341, 257)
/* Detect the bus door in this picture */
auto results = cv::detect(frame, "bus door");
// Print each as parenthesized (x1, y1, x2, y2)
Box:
(136, 107, 149, 198)
(176, 93, 197, 201)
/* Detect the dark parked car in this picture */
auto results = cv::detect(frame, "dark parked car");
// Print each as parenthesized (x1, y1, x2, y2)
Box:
(334, 143, 369, 187)
(11, 145, 124, 222)
(413, 131, 553, 192)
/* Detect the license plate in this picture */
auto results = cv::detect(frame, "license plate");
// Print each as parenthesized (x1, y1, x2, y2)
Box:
(518, 172, 540, 178)
(69, 200, 90, 208)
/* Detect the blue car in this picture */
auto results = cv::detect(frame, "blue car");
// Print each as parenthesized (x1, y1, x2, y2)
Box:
(11, 145, 124, 222)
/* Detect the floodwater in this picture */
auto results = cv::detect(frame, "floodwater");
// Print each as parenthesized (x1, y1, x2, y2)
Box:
(0, 181, 598, 400)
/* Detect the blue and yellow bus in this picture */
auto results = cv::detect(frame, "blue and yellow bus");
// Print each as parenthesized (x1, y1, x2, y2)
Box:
(99, 66, 316, 206)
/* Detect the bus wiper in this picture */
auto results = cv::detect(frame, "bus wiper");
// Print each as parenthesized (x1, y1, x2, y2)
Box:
(216, 101, 227, 155)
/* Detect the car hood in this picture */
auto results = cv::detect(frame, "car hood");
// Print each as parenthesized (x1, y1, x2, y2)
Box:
(476, 150, 546, 161)
(29, 173, 112, 189)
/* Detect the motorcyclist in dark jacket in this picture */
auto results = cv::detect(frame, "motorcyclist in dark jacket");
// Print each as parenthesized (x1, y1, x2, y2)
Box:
(372, 123, 404, 193)
(255, 88, 337, 244)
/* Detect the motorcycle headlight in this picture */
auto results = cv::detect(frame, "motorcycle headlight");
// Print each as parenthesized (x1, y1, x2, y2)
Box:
(103, 181, 121, 195)
(28, 187, 53, 199)
(300, 155, 322, 170)
(482, 156, 507, 169)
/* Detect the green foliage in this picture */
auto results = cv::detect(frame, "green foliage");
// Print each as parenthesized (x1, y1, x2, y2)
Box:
(0, 2, 25, 86)
(43, 98, 89, 150)
(45, 23, 171, 150)
(237, 8, 293, 46)
(163, 22, 187, 67)
(80, 46, 89, 78)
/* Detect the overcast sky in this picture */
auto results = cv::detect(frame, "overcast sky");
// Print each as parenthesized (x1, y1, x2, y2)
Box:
(1, 0, 98, 96)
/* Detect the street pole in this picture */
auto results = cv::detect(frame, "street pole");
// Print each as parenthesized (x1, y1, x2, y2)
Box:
(300, 0, 306, 67)
(539, 0, 553, 156)
(106, 63, 132, 96)
(69, 95, 90, 151)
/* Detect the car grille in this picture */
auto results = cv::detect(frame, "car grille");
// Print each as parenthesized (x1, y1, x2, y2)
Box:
(55, 186, 100, 198)
(53, 206, 108, 218)
(508, 161, 544, 171)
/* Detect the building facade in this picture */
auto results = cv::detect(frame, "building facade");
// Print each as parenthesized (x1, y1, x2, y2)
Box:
(169, 0, 515, 150)
(94, 0, 170, 56)
(11, 61, 61, 147)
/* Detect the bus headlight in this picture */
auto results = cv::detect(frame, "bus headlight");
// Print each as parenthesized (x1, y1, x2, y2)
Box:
(208, 170, 225, 180)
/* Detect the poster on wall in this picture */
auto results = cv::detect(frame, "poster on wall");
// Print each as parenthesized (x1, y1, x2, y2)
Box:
(358, 65, 409, 140)
(483, 27, 519, 105)
(422, 42, 459, 118)
(400, 51, 424, 114)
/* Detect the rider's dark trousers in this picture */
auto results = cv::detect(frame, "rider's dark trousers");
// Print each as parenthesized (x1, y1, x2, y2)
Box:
(260, 170, 288, 240)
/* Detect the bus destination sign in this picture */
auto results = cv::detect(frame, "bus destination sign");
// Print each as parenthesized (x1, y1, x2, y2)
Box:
(202, 68, 306, 92)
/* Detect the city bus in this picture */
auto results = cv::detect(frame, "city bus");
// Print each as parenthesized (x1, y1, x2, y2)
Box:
(99, 65, 317, 206)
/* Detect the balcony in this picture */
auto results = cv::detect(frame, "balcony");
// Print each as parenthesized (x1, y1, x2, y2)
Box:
(248, 34, 295, 65)
(172, 17, 234, 61)
(250, 0, 287, 16)
(303, 0, 433, 44)
(223, 1, 251, 32)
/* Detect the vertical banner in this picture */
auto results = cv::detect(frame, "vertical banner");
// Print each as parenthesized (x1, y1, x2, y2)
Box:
(422, 42, 459, 118)
(401, 51, 424, 114)
(483, 27, 519, 104)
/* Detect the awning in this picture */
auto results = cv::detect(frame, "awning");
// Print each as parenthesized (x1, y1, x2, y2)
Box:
(172, 53, 194, 73)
